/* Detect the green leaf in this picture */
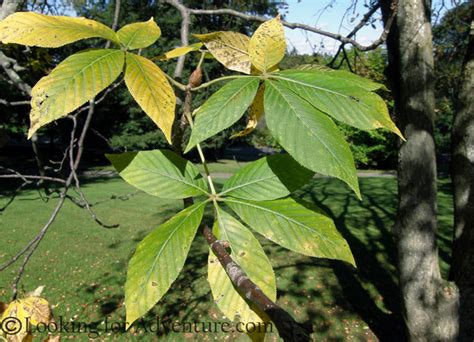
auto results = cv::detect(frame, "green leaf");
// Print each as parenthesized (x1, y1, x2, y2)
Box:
(29, 49, 124, 138)
(124, 53, 176, 143)
(226, 197, 355, 266)
(294, 64, 386, 91)
(220, 154, 314, 200)
(125, 201, 206, 325)
(184, 77, 260, 153)
(0, 12, 118, 47)
(106, 149, 208, 199)
(117, 18, 161, 50)
(264, 79, 360, 198)
(208, 207, 276, 323)
(270, 70, 401, 137)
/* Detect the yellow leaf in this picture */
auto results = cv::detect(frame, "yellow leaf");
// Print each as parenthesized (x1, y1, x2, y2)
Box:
(194, 32, 251, 74)
(124, 53, 175, 143)
(0, 296, 50, 341)
(0, 12, 118, 48)
(158, 42, 203, 60)
(231, 83, 265, 138)
(249, 16, 286, 72)
(19, 297, 50, 326)
(117, 18, 161, 50)
(28, 49, 125, 138)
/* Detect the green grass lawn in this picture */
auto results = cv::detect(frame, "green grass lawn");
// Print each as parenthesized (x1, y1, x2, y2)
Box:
(0, 174, 454, 341)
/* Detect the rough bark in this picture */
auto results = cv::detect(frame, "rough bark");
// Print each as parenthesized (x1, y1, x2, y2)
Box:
(380, 0, 459, 340)
(450, 12, 474, 340)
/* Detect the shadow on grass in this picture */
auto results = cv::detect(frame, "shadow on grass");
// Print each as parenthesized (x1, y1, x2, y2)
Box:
(2, 174, 454, 340)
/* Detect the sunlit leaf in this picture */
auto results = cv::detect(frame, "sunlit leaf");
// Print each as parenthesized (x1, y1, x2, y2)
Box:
(0, 295, 51, 341)
(158, 43, 203, 60)
(271, 70, 401, 137)
(185, 77, 260, 152)
(125, 202, 206, 325)
(106, 149, 208, 199)
(231, 83, 265, 138)
(249, 16, 286, 72)
(124, 52, 176, 143)
(0, 12, 118, 47)
(28, 49, 124, 138)
(226, 197, 356, 265)
(220, 154, 313, 200)
(194, 31, 251, 74)
(264, 79, 360, 198)
(117, 18, 161, 50)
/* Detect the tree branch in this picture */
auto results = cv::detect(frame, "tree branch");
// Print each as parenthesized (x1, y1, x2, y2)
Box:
(186, 5, 393, 52)
(202, 225, 310, 341)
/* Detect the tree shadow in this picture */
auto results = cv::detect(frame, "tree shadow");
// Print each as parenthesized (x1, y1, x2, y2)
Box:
(296, 177, 407, 341)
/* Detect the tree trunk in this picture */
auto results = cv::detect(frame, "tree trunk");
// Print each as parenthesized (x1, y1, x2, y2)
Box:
(450, 11, 474, 340)
(380, 0, 459, 340)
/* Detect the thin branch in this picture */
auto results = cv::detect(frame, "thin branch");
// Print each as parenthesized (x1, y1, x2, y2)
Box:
(186, 5, 393, 51)
(164, 0, 190, 79)
(0, 99, 30, 106)
(0, 174, 66, 184)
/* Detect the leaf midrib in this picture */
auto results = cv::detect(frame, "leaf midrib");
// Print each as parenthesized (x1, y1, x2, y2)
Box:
(266, 80, 351, 182)
(270, 73, 376, 113)
(134, 167, 208, 195)
(220, 174, 277, 196)
(225, 197, 336, 244)
(136, 202, 205, 299)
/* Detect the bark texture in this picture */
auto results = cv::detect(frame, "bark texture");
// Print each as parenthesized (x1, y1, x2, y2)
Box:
(380, 0, 459, 340)
(451, 13, 474, 341)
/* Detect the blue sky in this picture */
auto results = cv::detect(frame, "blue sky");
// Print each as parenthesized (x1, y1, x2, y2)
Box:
(279, 0, 383, 54)
(279, 0, 457, 55)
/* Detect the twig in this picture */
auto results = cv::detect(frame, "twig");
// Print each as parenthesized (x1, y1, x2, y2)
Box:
(185, 5, 393, 52)
(0, 174, 66, 183)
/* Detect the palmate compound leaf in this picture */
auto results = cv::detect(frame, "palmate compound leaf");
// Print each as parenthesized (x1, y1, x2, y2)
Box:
(270, 70, 402, 137)
(125, 201, 206, 325)
(106, 149, 209, 199)
(248, 16, 286, 72)
(230, 83, 265, 138)
(0, 12, 118, 47)
(208, 207, 276, 325)
(194, 32, 251, 74)
(220, 154, 314, 201)
(28, 49, 124, 138)
(264, 79, 361, 198)
(124, 52, 176, 143)
(117, 18, 161, 50)
(225, 197, 356, 266)
(184, 77, 260, 153)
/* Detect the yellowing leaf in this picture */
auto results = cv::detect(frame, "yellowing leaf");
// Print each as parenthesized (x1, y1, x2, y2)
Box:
(194, 32, 251, 74)
(158, 43, 203, 60)
(0, 12, 118, 47)
(231, 83, 265, 138)
(28, 49, 124, 138)
(0, 296, 51, 341)
(124, 53, 175, 143)
(117, 18, 161, 50)
(249, 16, 286, 72)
